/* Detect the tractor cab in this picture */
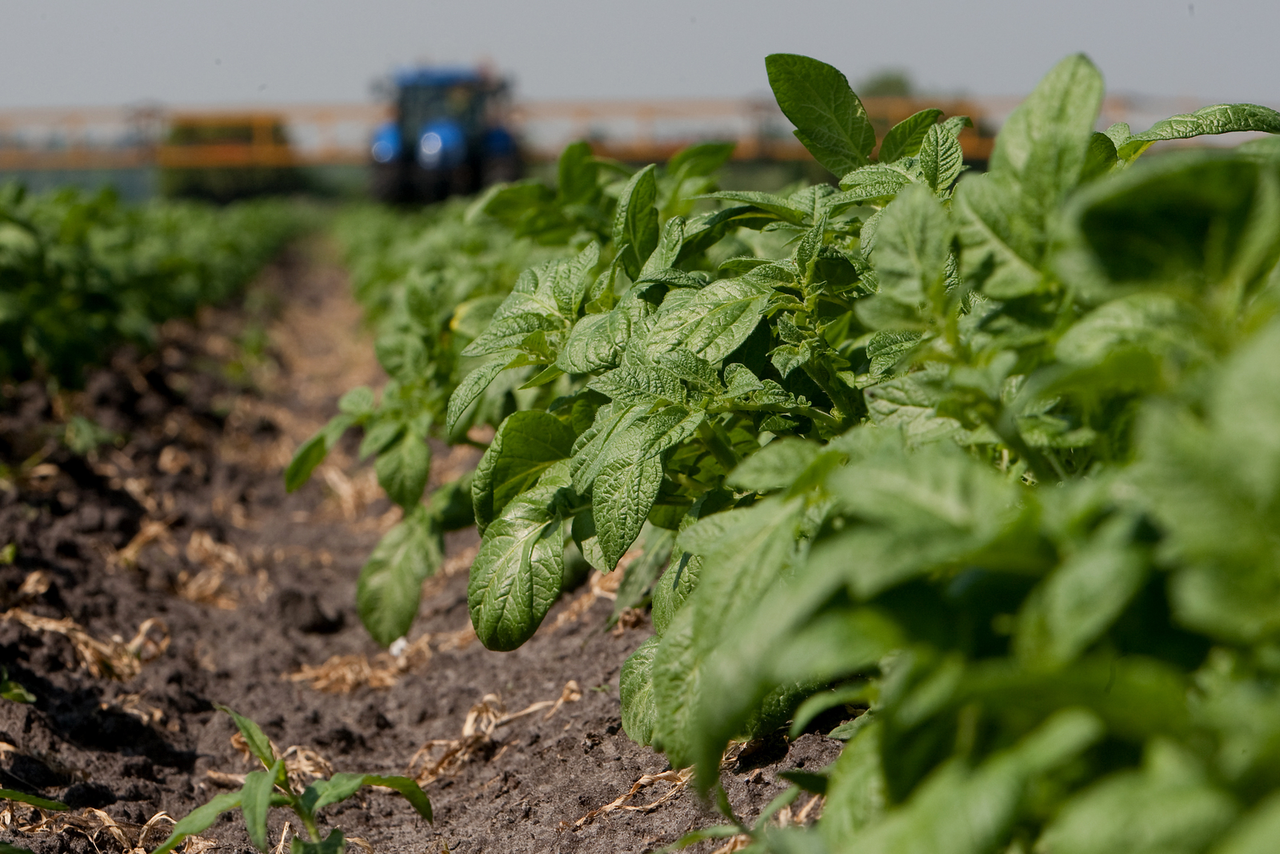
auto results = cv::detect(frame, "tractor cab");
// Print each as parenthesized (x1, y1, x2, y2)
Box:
(370, 66, 520, 203)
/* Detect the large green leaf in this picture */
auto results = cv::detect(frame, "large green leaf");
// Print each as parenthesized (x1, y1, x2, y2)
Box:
(879, 109, 943, 164)
(472, 411, 575, 534)
(644, 277, 771, 363)
(592, 429, 665, 570)
(375, 430, 430, 510)
(613, 164, 660, 278)
(445, 358, 509, 433)
(1118, 102, 1280, 163)
(241, 759, 283, 851)
(557, 140, 599, 205)
(620, 636, 661, 745)
(954, 172, 1045, 299)
(356, 507, 442, 646)
(461, 290, 564, 357)
(1015, 514, 1147, 670)
(989, 53, 1104, 201)
(1132, 320, 1280, 643)
(766, 53, 875, 176)
(918, 124, 964, 192)
(468, 486, 566, 651)
(872, 184, 954, 309)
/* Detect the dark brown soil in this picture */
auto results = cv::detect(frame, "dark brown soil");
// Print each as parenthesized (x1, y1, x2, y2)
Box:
(0, 240, 839, 854)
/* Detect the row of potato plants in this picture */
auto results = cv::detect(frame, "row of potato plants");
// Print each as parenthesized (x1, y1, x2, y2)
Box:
(306, 52, 1280, 853)
(0, 185, 308, 387)
(287, 152, 739, 644)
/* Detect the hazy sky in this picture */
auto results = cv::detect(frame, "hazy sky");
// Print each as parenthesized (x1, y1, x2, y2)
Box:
(2, 1, 1277, 109)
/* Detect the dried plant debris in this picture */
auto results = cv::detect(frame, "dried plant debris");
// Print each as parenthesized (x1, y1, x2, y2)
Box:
(0, 609, 168, 681)
(0, 802, 194, 854)
(409, 681, 582, 787)
(570, 767, 694, 829)
(284, 633, 434, 693)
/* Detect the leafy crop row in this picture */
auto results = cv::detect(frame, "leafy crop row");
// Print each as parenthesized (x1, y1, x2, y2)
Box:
(0, 184, 306, 386)
(308, 51, 1280, 853)
(288, 151, 739, 644)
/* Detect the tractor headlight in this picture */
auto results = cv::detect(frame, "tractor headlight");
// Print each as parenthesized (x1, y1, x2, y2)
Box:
(418, 132, 444, 166)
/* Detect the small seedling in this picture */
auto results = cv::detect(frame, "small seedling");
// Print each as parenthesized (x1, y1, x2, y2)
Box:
(152, 706, 431, 854)
(0, 667, 34, 704)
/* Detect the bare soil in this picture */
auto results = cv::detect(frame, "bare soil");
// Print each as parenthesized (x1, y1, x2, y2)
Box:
(0, 240, 838, 854)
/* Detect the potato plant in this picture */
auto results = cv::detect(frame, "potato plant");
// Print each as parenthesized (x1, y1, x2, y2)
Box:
(289, 147, 739, 645)
(0, 186, 305, 386)
(436, 52, 1280, 853)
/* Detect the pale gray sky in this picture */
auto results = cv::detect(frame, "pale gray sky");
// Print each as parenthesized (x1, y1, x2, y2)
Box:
(2, 1, 1277, 108)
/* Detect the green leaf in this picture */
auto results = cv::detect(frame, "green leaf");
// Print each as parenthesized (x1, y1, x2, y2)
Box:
(699, 191, 810, 225)
(587, 365, 685, 408)
(285, 433, 327, 493)
(872, 184, 954, 308)
(1214, 793, 1280, 854)
(291, 828, 345, 854)
(641, 217, 686, 276)
(1015, 515, 1148, 670)
(880, 109, 943, 163)
(727, 438, 822, 493)
(446, 358, 510, 434)
(468, 489, 566, 651)
(0, 788, 69, 811)
(360, 775, 433, 822)
(593, 434, 665, 571)
(337, 386, 375, 416)
(954, 172, 1044, 299)
(667, 141, 736, 180)
(303, 773, 362, 815)
(644, 277, 771, 363)
(620, 636, 661, 745)
(919, 124, 964, 192)
(460, 290, 564, 357)
(553, 242, 600, 316)
(835, 165, 914, 206)
(613, 164, 660, 278)
(472, 411, 576, 534)
(821, 720, 886, 845)
(570, 402, 645, 494)
(1119, 102, 1280, 163)
(852, 710, 1102, 854)
(1131, 321, 1280, 643)
(357, 418, 403, 460)
(557, 140, 599, 205)
(1061, 152, 1280, 298)
(357, 505, 442, 646)
(652, 552, 700, 636)
(1039, 745, 1237, 854)
(376, 431, 430, 510)
(1080, 131, 1120, 183)
(216, 705, 275, 768)
(989, 53, 1104, 199)
(151, 791, 243, 854)
(242, 759, 283, 851)
(766, 53, 875, 176)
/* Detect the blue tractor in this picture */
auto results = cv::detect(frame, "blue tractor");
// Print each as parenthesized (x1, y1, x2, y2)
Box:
(369, 66, 522, 203)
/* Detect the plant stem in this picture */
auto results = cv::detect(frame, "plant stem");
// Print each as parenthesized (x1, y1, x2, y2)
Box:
(698, 419, 740, 472)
